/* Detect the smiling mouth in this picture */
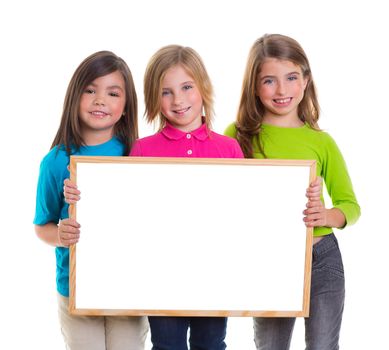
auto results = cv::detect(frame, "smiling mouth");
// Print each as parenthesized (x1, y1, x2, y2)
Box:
(173, 107, 191, 115)
(90, 111, 109, 118)
(273, 98, 292, 105)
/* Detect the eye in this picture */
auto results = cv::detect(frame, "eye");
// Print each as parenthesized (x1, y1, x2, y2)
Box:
(263, 79, 274, 85)
(109, 91, 120, 97)
(288, 75, 298, 81)
(162, 90, 170, 96)
(84, 88, 95, 94)
(183, 84, 193, 91)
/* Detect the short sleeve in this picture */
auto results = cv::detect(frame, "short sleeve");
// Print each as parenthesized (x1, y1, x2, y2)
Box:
(129, 140, 143, 156)
(231, 139, 244, 158)
(33, 157, 65, 225)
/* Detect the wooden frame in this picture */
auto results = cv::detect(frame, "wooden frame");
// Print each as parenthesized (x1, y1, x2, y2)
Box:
(69, 156, 316, 317)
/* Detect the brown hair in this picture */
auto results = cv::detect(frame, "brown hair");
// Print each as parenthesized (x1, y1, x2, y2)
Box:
(144, 45, 214, 130)
(236, 34, 320, 158)
(51, 51, 138, 155)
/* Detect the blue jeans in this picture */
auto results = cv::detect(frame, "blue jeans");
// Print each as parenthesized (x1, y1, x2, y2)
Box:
(148, 316, 227, 350)
(253, 233, 345, 350)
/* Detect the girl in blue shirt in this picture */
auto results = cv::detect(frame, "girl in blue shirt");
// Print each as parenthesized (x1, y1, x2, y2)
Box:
(33, 51, 148, 350)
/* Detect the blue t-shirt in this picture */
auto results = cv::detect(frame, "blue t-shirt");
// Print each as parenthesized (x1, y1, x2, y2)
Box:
(33, 137, 125, 297)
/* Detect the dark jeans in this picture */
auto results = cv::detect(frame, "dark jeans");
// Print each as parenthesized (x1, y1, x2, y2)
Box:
(254, 233, 345, 350)
(148, 316, 227, 350)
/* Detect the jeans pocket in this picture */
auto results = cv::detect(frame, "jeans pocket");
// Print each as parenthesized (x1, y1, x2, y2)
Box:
(318, 262, 344, 279)
(313, 242, 344, 279)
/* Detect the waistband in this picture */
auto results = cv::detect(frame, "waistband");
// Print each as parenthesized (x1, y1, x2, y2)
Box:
(312, 233, 338, 259)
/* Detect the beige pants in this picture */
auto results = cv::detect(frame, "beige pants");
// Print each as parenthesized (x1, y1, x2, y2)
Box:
(57, 294, 149, 350)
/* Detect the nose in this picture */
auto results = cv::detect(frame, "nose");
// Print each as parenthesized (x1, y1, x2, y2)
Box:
(172, 91, 183, 106)
(94, 95, 105, 106)
(276, 81, 286, 95)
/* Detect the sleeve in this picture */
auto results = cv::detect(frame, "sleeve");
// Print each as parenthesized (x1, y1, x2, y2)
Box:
(33, 157, 65, 225)
(129, 140, 143, 156)
(224, 123, 238, 139)
(321, 134, 361, 227)
(223, 123, 243, 158)
(232, 139, 244, 159)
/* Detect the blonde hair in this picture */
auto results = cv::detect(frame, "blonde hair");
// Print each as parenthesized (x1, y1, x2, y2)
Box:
(144, 45, 214, 130)
(236, 34, 320, 158)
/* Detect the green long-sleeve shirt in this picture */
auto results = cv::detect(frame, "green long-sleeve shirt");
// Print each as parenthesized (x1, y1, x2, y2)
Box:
(224, 123, 360, 236)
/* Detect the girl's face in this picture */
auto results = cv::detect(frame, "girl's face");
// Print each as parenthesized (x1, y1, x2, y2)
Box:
(256, 58, 308, 127)
(160, 65, 203, 132)
(79, 70, 126, 144)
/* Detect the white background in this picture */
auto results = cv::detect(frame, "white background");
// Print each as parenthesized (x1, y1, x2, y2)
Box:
(0, 0, 387, 349)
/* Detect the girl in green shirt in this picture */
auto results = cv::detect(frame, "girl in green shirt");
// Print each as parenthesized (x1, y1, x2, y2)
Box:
(225, 34, 360, 350)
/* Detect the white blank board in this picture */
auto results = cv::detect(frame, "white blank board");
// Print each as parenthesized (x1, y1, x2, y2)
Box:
(69, 157, 315, 317)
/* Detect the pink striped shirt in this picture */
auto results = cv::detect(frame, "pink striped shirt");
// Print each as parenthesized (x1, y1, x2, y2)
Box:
(130, 122, 244, 159)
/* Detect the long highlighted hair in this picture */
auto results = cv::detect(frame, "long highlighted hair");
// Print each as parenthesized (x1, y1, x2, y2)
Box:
(236, 34, 320, 158)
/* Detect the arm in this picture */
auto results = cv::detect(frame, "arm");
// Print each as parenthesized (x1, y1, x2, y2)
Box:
(34, 151, 81, 246)
(303, 132, 361, 229)
(35, 219, 80, 247)
(303, 201, 346, 228)
(321, 135, 360, 227)
(302, 176, 344, 228)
